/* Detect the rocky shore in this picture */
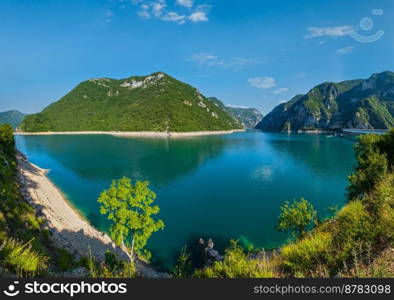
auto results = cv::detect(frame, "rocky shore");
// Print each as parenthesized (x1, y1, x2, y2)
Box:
(16, 152, 168, 278)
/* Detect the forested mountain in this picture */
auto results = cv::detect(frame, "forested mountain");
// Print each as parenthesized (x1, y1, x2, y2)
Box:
(21, 72, 242, 132)
(256, 71, 394, 131)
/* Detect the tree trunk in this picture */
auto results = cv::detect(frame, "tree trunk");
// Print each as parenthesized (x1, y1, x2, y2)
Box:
(130, 237, 135, 261)
(121, 239, 133, 262)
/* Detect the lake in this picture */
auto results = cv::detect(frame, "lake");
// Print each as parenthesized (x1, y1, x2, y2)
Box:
(16, 131, 356, 270)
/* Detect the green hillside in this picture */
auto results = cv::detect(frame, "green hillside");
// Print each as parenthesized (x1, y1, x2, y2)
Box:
(21, 72, 242, 132)
(256, 71, 394, 131)
(0, 110, 26, 129)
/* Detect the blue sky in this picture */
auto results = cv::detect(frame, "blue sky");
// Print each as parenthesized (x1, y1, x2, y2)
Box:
(0, 0, 393, 114)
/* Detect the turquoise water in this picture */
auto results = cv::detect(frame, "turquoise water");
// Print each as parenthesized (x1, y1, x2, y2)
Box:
(16, 131, 356, 269)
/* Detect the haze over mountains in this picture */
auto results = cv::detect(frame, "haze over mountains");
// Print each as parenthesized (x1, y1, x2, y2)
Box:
(0, 110, 26, 129)
(208, 97, 263, 128)
(256, 71, 394, 131)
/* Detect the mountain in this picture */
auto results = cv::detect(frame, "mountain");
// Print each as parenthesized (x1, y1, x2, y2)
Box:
(0, 110, 26, 129)
(208, 97, 263, 128)
(20, 72, 242, 132)
(256, 71, 394, 131)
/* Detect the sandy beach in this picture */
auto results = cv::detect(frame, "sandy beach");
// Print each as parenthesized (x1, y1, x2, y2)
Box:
(17, 152, 167, 278)
(16, 129, 245, 138)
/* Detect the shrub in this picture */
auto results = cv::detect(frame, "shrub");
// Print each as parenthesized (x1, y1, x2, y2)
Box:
(56, 248, 75, 272)
(364, 173, 394, 245)
(280, 231, 332, 275)
(348, 152, 388, 200)
(0, 124, 15, 155)
(0, 238, 48, 277)
(329, 201, 374, 269)
(194, 240, 275, 278)
(347, 129, 394, 199)
(277, 198, 317, 239)
(173, 245, 192, 278)
(80, 251, 136, 278)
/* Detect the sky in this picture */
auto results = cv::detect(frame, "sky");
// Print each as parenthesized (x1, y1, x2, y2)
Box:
(0, 0, 393, 115)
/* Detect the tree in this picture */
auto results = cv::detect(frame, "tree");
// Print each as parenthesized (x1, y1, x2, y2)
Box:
(347, 131, 394, 200)
(0, 124, 15, 156)
(276, 198, 317, 239)
(98, 177, 164, 262)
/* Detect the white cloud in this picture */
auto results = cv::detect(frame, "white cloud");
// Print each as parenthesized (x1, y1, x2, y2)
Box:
(336, 46, 354, 55)
(190, 53, 261, 69)
(162, 11, 186, 24)
(273, 87, 289, 94)
(190, 53, 223, 66)
(132, 0, 210, 24)
(248, 77, 276, 89)
(152, 1, 166, 17)
(188, 11, 208, 22)
(176, 0, 194, 8)
(305, 26, 353, 39)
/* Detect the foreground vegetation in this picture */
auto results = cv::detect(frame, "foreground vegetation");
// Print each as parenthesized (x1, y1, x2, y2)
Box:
(0, 124, 137, 277)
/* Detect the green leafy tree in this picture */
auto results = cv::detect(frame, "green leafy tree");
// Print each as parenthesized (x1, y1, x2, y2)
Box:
(347, 130, 394, 200)
(98, 177, 164, 261)
(277, 198, 317, 239)
(0, 124, 15, 155)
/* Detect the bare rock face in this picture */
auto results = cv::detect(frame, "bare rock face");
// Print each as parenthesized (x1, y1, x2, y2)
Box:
(256, 71, 394, 131)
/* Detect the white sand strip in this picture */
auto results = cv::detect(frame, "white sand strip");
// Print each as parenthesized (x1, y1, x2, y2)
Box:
(17, 153, 168, 278)
(15, 129, 245, 138)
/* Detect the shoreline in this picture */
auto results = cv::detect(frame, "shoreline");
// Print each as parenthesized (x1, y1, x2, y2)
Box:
(15, 129, 245, 138)
(16, 152, 168, 278)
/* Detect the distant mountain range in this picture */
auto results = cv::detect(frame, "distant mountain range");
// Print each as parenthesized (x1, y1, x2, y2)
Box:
(208, 97, 263, 128)
(256, 71, 394, 131)
(0, 110, 26, 129)
(21, 72, 244, 132)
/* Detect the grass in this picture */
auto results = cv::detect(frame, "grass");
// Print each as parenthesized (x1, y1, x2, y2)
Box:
(0, 238, 48, 277)
(280, 231, 332, 275)
(194, 240, 277, 278)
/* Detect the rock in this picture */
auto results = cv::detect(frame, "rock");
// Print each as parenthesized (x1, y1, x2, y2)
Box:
(63, 267, 90, 278)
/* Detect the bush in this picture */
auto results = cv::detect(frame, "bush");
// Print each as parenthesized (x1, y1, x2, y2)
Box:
(348, 152, 388, 199)
(329, 201, 374, 269)
(0, 238, 49, 277)
(347, 129, 394, 199)
(56, 248, 75, 272)
(194, 240, 275, 278)
(173, 245, 192, 278)
(280, 231, 332, 275)
(0, 124, 15, 156)
(80, 251, 136, 278)
(277, 198, 317, 239)
(363, 173, 394, 245)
